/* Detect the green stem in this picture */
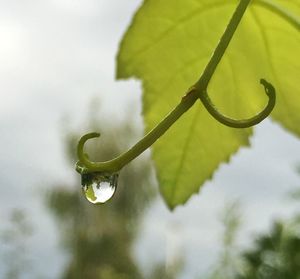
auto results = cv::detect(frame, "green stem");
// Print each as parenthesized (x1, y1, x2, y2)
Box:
(77, 92, 198, 173)
(195, 0, 251, 89)
(76, 0, 275, 174)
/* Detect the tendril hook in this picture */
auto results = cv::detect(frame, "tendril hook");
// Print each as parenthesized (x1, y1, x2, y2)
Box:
(198, 78, 276, 128)
(76, 79, 276, 174)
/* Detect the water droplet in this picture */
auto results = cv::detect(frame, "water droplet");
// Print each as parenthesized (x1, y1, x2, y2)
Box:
(81, 172, 118, 204)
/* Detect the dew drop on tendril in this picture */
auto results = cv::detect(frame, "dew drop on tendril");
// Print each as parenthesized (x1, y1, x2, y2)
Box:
(81, 172, 118, 204)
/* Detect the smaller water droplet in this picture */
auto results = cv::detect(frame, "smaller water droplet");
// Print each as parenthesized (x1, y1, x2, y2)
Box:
(81, 172, 118, 204)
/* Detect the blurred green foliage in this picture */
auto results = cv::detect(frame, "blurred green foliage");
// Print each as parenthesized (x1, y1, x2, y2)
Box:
(207, 201, 243, 279)
(207, 197, 300, 279)
(0, 209, 33, 279)
(47, 105, 182, 279)
(237, 215, 300, 278)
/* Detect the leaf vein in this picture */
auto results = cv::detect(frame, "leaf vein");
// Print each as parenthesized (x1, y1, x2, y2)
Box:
(124, 1, 232, 67)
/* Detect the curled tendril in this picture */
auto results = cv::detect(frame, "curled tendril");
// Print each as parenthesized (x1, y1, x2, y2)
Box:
(75, 85, 199, 174)
(76, 137, 93, 174)
(198, 78, 276, 128)
(76, 133, 122, 174)
(76, 78, 276, 174)
(75, 0, 277, 175)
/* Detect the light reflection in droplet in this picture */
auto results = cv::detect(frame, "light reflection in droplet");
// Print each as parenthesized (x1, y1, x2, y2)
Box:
(81, 172, 118, 204)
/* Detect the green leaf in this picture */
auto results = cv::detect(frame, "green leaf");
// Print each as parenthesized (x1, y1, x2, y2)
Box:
(116, 0, 300, 209)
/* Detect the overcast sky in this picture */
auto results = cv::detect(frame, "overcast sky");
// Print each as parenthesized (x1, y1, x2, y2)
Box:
(0, 0, 299, 278)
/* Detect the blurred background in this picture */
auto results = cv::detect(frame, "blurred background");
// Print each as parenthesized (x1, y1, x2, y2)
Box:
(0, 0, 299, 278)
